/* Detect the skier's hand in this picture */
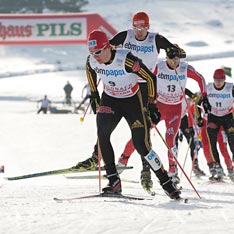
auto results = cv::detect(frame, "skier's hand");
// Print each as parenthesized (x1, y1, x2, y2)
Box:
(166, 47, 186, 59)
(197, 117, 204, 127)
(185, 127, 195, 139)
(191, 93, 200, 103)
(177, 47, 186, 58)
(148, 103, 161, 125)
(195, 136, 202, 150)
(178, 132, 183, 142)
(202, 96, 211, 114)
(90, 92, 100, 114)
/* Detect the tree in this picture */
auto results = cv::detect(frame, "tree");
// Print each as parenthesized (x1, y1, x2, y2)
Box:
(0, 0, 88, 13)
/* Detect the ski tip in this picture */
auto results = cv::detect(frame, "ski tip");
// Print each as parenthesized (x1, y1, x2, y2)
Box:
(53, 197, 63, 202)
(175, 196, 189, 203)
(116, 165, 134, 169)
(150, 191, 156, 197)
(149, 191, 156, 196)
(178, 197, 189, 203)
(3, 177, 10, 181)
(184, 198, 189, 203)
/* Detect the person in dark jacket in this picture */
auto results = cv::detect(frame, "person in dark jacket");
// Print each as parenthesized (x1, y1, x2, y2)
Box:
(64, 81, 73, 105)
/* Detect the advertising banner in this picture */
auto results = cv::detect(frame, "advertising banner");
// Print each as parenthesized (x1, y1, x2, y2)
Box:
(0, 13, 117, 44)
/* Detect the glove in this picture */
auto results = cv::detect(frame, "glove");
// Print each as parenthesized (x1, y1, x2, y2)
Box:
(197, 117, 204, 127)
(166, 47, 179, 59)
(178, 131, 183, 142)
(191, 93, 200, 103)
(90, 91, 100, 114)
(185, 127, 195, 139)
(202, 96, 211, 114)
(148, 103, 161, 125)
(177, 47, 186, 58)
(194, 137, 202, 151)
(166, 47, 186, 59)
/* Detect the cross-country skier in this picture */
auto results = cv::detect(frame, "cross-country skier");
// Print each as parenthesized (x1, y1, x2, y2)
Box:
(82, 29, 181, 199)
(175, 93, 206, 177)
(201, 68, 234, 181)
(118, 47, 210, 185)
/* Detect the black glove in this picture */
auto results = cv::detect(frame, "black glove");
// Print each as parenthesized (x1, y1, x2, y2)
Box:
(197, 117, 204, 127)
(177, 47, 186, 58)
(202, 96, 211, 114)
(191, 93, 200, 102)
(148, 103, 161, 125)
(166, 47, 186, 59)
(90, 91, 100, 114)
(178, 131, 183, 142)
(185, 127, 195, 139)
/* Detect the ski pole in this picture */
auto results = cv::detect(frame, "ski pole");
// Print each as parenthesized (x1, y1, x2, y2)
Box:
(97, 141, 102, 193)
(174, 69, 202, 175)
(190, 136, 202, 178)
(153, 125, 201, 199)
(180, 137, 192, 180)
(80, 79, 101, 123)
(79, 102, 91, 123)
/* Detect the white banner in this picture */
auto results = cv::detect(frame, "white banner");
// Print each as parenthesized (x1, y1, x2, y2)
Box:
(0, 13, 117, 45)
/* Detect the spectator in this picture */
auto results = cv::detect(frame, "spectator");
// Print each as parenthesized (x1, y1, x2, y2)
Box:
(37, 95, 51, 114)
(64, 81, 73, 105)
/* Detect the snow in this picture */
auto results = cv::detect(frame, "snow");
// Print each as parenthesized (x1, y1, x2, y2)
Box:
(0, 0, 234, 233)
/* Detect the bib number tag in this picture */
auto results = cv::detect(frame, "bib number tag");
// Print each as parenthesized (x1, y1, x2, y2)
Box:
(145, 150, 162, 171)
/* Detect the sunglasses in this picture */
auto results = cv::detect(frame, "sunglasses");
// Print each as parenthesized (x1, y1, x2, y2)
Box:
(133, 26, 148, 31)
(214, 79, 225, 82)
(90, 46, 106, 56)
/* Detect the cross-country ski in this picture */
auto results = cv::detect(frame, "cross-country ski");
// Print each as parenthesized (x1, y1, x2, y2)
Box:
(4, 166, 133, 180)
(53, 192, 151, 202)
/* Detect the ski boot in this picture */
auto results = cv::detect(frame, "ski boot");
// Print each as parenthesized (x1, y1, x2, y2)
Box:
(140, 169, 153, 192)
(102, 174, 122, 194)
(117, 154, 130, 167)
(72, 152, 98, 170)
(193, 160, 206, 177)
(209, 163, 223, 181)
(214, 163, 224, 180)
(161, 178, 181, 200)
(168, 165, 180, 185)
(228, 168, 234, 182)
(208, 162, 216, 179)
(140, 158, 153, 193)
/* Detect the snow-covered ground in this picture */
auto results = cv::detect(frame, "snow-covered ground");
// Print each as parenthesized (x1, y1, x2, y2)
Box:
(0, 0, 234, 234)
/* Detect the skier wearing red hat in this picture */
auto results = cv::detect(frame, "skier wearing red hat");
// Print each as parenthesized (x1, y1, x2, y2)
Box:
(83, 29, 181, 199)
(205, 68, 234, 181)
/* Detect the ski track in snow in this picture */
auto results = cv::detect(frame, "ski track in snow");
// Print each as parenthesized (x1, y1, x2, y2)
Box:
(1, 72, 234, 233)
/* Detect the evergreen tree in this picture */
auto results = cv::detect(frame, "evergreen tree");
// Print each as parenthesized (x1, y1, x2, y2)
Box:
(0, 0, 88, 13)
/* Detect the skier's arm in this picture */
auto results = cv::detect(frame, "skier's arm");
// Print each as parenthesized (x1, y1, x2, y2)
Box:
(109, 31, 128, 47)
(187, 65, 207, 97)
(86, 56, 98, 93)
(155, 34, 186, 58)
(85, 56, 100, 114)
(125, 52, 156, 99)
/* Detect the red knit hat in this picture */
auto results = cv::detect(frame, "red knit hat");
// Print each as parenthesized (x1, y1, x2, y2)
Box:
(213, 68, 226, 80)
(88, 30, 110, 52)
(132, 12, 149, 27)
